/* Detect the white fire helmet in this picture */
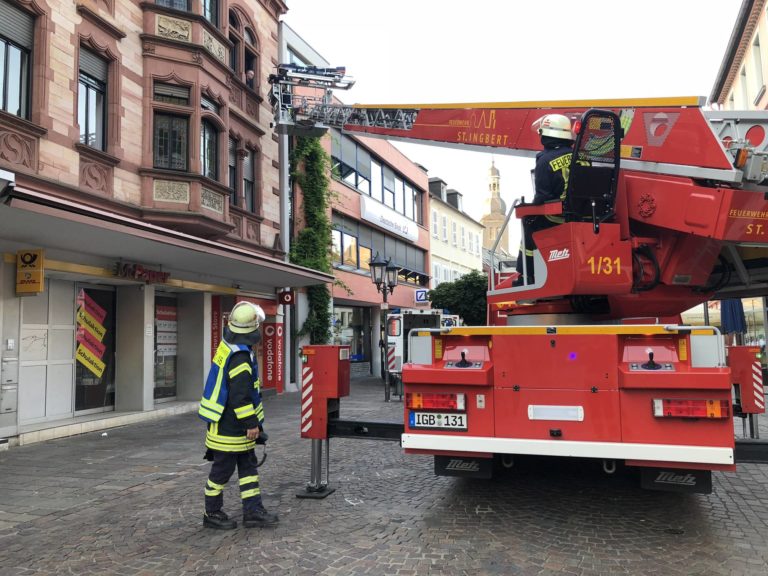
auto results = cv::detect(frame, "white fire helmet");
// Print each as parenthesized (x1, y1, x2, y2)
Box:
(228, 301, 266, 334)
(532, 114, 574, 141)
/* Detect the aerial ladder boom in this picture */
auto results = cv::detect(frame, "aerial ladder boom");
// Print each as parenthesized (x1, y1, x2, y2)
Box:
(269, 65, 768, 321)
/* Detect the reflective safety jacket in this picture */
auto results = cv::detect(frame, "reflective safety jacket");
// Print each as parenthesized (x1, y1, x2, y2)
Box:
(199, 339, 264, 452)
(533, 141, 573, 225)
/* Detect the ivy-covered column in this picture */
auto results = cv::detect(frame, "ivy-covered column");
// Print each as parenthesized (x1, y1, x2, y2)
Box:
(289, 136, 332, 344)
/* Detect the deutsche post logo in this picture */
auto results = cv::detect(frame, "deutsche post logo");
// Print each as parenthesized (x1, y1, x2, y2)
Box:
(16, 249, 45, 294)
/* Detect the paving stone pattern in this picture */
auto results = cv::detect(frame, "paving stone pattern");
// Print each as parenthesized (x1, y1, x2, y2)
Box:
(1, 378, 768, 575)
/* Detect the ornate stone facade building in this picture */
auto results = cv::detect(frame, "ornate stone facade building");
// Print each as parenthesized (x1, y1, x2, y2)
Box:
(0, 0, 331, 446)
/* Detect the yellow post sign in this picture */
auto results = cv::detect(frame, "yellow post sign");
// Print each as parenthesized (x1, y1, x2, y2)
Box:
(16, 250, 44, 294)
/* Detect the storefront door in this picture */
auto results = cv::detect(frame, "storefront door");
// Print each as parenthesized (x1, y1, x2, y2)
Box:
(18, 279, 77, 423)
(154, 294, 178, 401)
(74, 286, 116, 414)
(332, 306, 370, 362)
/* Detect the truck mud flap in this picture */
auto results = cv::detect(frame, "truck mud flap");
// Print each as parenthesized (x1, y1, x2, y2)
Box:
(640, 468, 712, 494)
(434, 455, 493, 479)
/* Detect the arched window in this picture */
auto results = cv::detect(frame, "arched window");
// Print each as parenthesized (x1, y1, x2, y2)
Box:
(228, 9, 259, 90)
(200, 120, 218, 180)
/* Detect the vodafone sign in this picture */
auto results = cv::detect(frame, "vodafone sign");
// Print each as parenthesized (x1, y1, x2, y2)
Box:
(262, 322, 284, 392)
(278, 290, 295, 305)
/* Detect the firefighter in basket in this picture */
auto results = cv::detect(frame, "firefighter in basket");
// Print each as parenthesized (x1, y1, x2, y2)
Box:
(514, 113, 574, 286)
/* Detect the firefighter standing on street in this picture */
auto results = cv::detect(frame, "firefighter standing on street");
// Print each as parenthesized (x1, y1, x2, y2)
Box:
(514, 113, 574, 286)
(199, 301, 279, 529)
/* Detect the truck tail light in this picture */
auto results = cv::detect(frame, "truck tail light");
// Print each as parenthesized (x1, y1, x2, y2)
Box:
(406, 392, 465, 411)
(652, 398, 730, 419)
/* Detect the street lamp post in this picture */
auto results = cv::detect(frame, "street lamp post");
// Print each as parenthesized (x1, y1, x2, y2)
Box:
(369, 251, 399, 401)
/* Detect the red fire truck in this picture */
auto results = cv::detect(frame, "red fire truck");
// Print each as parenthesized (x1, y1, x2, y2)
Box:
(271, 65, 768, 494)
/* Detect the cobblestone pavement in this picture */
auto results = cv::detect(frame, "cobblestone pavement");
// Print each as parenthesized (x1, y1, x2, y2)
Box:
(2, 377, 768, 575)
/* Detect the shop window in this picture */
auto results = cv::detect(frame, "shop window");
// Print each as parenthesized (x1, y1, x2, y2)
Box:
(154, 295, 178, 400)
(332, 306, 368, 362)
(78, 48, 107, 151)
(0, 0, 33, 119)
(75, 287, 116, 412)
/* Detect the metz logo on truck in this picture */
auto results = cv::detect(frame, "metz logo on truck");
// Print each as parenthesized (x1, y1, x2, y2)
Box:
(548, 248, 570, 262)
(641, 468, 712, 493)
(435, 456, 492, 479)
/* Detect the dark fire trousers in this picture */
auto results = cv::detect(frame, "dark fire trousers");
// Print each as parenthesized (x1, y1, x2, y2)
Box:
(204, 449, 261, 514)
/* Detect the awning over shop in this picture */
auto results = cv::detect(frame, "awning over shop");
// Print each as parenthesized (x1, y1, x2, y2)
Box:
(0, 186, 333, 294)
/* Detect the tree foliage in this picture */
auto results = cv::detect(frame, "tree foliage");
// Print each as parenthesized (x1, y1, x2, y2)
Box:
(289, 136, 332, 344)
(428, 270, 488, 326)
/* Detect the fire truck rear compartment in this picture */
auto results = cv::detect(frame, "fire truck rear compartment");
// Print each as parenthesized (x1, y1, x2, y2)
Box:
(401, 330, 735, 489)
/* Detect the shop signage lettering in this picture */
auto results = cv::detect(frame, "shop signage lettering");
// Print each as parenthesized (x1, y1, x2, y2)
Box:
(76, 327, 106, 358)
(76, 343, 106, 378)
(16, 249, 45, 294)
(77, 289, 107, 324)
(114, 262, 170, 284)
(77, 307, 106, 342)
(263, 323, 283, 390)
(360, 195, 419, 242)
(211, 296, 221, 359)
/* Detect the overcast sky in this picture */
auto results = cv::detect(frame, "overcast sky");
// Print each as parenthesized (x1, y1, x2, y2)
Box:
(282, 0, 743, 252)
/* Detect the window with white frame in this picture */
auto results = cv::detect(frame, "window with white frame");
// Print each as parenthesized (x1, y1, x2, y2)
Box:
(460, 226, 466, 250)
(451, 221, 457, 246)
(754, 36, 764, 97)
(78, 48, 107, 151)
(330, 130, 423, 223)
(200, 120, 218, 180)
(741, 67, 749, 109)
(0, 0, 33, 119)
(431, 210, 438, 237)
(468, 231, 474, 253)
(243, 148, 256, 212)
(203, 0, 219, 27)
(441, 215, 448, 242)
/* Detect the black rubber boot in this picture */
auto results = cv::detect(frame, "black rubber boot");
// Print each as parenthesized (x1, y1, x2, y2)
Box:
(243, 506, 279, 528)
(203, 510, 237, 530)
